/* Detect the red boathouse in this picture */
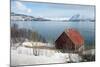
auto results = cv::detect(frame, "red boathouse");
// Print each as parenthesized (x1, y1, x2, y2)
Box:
(55, 28, 84, 52)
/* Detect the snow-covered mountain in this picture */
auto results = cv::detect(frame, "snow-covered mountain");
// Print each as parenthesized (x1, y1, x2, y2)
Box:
(11, 12, 50, 21)
(69, 14, 80, 21)
(45, 17, 70, 21)
(69, 14, 95, 22)
(11, 12, 95, 22)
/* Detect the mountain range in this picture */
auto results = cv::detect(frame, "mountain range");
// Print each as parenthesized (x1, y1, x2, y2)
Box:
(11, 12, 95, 22)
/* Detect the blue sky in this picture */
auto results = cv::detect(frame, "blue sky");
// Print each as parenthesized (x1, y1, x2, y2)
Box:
(11, 0, 95, 19)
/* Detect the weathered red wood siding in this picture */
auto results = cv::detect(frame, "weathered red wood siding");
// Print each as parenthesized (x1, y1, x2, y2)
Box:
(55, 29, 84, 52)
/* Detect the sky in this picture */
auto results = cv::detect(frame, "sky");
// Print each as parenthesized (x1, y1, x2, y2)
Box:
(11, 0, 95, 19)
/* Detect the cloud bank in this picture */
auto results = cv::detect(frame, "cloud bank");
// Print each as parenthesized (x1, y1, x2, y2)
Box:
(15, 1, 32, 14)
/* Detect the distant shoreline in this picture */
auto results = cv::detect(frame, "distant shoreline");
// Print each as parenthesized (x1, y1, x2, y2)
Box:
(11, 12, 95, 22)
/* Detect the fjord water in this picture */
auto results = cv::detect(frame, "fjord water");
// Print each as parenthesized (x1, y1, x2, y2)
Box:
(12, 21, 95, 46)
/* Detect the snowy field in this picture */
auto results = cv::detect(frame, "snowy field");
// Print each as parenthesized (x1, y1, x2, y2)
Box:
(11, 42, 82, 66)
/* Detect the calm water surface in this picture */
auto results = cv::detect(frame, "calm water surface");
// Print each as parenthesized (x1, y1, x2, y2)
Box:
(11, 21, 95, 45)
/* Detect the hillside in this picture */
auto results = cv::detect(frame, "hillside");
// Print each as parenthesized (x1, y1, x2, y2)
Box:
(11, 12, 51, 21)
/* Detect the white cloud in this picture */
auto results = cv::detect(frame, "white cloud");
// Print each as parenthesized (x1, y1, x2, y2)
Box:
(15, 1, 32, 13)
(27, 8, 32, 13)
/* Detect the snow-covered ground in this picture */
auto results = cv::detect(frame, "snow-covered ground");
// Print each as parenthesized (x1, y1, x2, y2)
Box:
(82, 49, 95, 55)
(11, 42, 82, 66)
(11, 50, 68, 66)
